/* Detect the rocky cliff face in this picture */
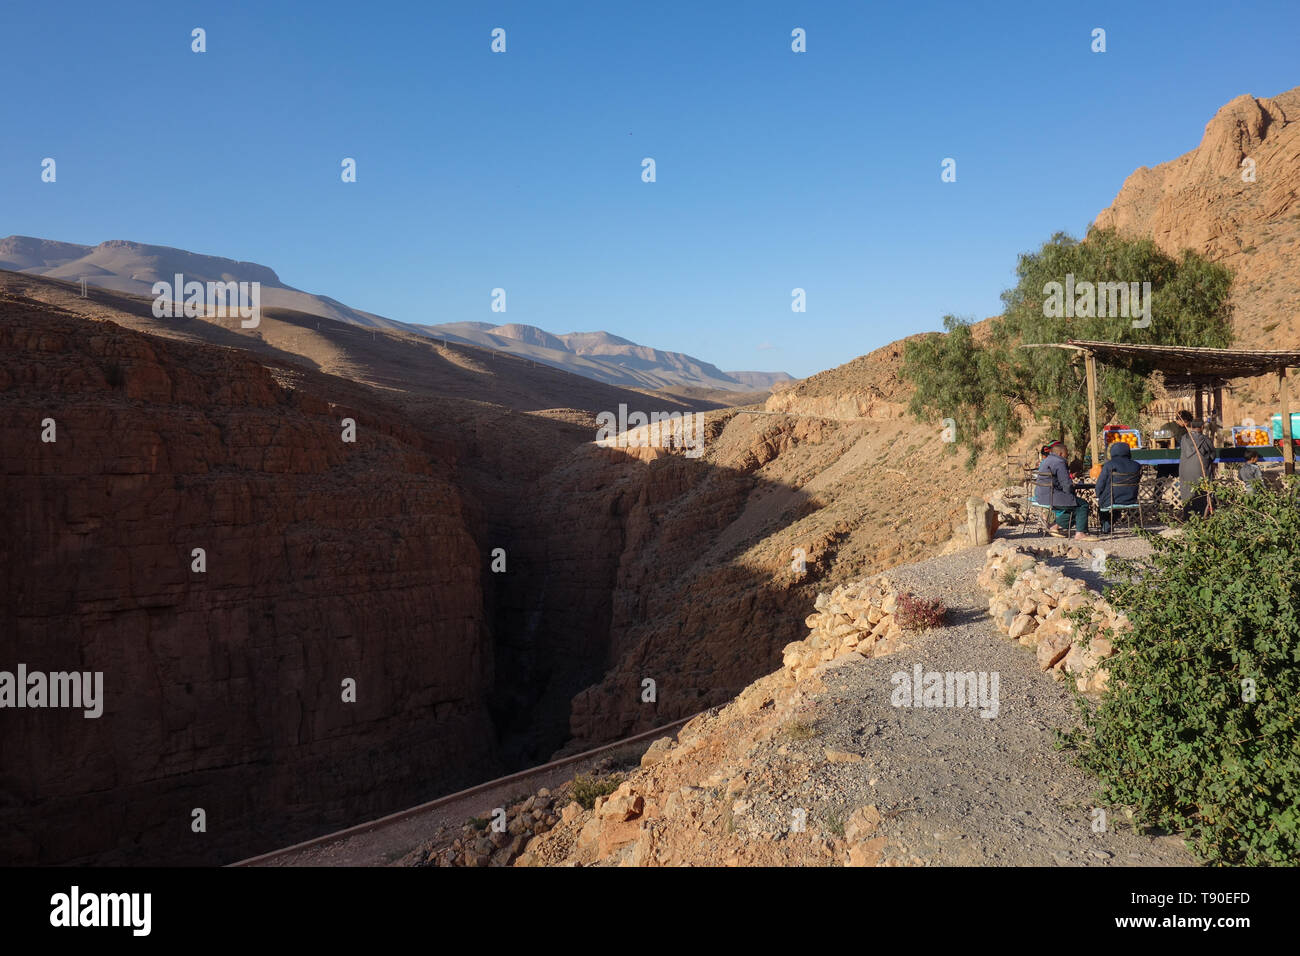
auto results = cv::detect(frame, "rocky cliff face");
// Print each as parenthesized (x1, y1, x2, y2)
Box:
(524, 352, 1037, 753)
(0, 274, 1035, 863)
(0, 294, 497, 864)
(1095, 87, 1300, 349)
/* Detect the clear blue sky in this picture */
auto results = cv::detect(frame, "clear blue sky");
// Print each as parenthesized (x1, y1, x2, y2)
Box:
(3, 0, 1298, 378)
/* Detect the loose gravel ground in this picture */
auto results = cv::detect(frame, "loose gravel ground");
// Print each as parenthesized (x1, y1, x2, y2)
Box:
(763, 532, 1196, 866)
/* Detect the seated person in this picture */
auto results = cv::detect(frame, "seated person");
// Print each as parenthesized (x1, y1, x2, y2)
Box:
(1094, 441, 1142, 532)
(1239, 449, 1263, 493)
(1033, 440, 1094, 540)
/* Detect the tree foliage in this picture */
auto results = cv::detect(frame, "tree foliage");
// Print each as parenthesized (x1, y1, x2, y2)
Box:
(903, 228, 1234, 465)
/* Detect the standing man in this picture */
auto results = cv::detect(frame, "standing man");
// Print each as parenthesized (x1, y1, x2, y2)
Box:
(1034, 440, 1094, 540)
(1180, 418, 1218, 519)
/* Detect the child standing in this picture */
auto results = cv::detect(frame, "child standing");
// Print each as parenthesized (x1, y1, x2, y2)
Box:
(1239, 449, 1263, 493)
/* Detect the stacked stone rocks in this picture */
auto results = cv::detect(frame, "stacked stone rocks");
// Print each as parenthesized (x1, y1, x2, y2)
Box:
(782, 578, 909, 681)
(405, 789, 564, 867)
(977, 540, 1127, 692)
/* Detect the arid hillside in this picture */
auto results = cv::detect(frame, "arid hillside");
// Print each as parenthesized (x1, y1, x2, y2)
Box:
(0, 237, 792, 393)
(0, 271, 723, 422)
(546, 336, 1039, 754)
(2, 270, 1030, 863)
(1096, 86, 1300, 352)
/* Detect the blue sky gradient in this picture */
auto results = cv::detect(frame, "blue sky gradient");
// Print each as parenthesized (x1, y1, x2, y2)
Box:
(4, 0, 1299, 377)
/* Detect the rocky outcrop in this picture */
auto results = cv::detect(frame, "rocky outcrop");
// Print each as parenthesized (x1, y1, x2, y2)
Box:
(402, 788, 565, 867)
(0, 302, 497, 864)
(1095, 87, 1300, 349)
(513, 673, 889, 868)
(763, 390, 905, 421)
(761, 337, 917, 421)
(494, 573, 926, 867)
(976, 541, 1124, 692)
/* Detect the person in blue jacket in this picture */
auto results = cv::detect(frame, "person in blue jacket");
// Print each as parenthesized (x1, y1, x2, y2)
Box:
(1095, 442, 1143, 533)
(1033, 440, 1094, 540)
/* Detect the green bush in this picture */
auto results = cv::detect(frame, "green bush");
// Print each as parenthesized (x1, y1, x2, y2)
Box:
(1063, 480, 1300, 865)
(569, 773, 623, 810)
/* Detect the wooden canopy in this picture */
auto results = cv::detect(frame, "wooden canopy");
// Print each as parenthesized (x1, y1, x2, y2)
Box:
(1064, 340, 1300, 387)
(1022, 340, 1298, 475)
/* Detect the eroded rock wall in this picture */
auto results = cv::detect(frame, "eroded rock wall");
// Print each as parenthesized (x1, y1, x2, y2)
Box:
(0, 302, 497, 864)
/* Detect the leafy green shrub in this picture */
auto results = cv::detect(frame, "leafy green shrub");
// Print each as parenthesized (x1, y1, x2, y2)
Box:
(1063, 481, 1300, 865)
(569, 773, 623, 810)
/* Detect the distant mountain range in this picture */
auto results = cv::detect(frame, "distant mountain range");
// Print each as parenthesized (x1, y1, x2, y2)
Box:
(424, 322, 793, 392)
(0, 236, 792, 393)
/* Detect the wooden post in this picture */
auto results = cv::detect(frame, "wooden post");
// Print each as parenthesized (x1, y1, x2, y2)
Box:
(1085, 349, 1100, 471)
(1281, 367, 1295, 476)
(1194, 386, 1204, 423)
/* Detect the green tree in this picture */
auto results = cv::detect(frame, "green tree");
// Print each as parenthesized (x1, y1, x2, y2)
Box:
(902, 316, 1023, 467)
(904, 228, 1234, 464)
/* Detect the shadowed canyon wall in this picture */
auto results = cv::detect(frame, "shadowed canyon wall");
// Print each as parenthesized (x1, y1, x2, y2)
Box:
(1, 287, 1000, 865)
(0, 300, 497, 864)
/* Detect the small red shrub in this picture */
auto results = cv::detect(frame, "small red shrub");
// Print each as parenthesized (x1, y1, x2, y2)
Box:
(894, 592, 948, 632)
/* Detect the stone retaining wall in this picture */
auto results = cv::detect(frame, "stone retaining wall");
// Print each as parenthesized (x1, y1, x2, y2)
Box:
(977, 540, 1126, 693)
(781, 577, 912, 681)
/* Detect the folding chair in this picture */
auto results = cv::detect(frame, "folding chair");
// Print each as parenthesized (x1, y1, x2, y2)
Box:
(1023, 472, 1056, 537)
(1100, 470, 1143, 536)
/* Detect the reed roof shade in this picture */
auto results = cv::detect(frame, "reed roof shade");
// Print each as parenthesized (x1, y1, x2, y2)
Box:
(1051, 341, 1300, 385)
(1020, 339, 1300, 474)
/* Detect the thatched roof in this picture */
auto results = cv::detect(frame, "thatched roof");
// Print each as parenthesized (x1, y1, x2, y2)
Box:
(1060, 341, 1300, 386)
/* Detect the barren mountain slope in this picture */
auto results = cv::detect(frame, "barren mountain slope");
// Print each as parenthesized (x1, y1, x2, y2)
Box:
(0, 236, 402, 332)
(1095, 86, 1300, 349)
(1, 235, 792, 392)
(540, 340, 1039, 754)
(0, 271, 725, 420)
(424, 321, 785, 392)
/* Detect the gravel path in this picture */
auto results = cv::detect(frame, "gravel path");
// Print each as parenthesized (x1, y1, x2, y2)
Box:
(769, 533, 1197, 866)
